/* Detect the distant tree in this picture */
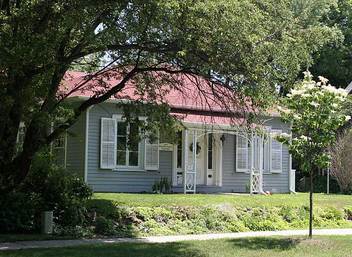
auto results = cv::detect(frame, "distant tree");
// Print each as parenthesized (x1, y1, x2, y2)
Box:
(310, 0, 352, 88)
(277, 72, 350, 238)
(330, 129, 352, 194)
(0, 0, 340, 193)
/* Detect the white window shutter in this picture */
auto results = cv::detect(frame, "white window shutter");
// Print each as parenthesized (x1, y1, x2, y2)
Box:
(100, 118, 117, 169)
(144, 133, 159, 170)
(236, 135, 248, 172)
(262, 128, 270, 172)
(270, 129, 282, 173)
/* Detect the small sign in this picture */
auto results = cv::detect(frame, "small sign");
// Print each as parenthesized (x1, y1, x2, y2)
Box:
(159, 143, 174, 151)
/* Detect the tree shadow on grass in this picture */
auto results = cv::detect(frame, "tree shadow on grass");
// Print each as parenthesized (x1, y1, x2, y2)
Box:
(228, 237, 300, 251)
(0, 242, 205, 257)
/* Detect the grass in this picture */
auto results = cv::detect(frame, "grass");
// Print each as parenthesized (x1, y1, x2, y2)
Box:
(93, 192, 352, 210)
(1, 236, 352, 257)
(0, 234, 73, 243)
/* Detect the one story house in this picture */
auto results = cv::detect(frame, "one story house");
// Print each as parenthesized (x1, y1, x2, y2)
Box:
(55, 71, 295, 194)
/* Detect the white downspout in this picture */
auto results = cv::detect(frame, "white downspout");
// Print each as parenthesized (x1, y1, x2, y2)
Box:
(183, 129, 189, 194)
(84, 106, 92, 183)
(192, 130, 197, 194)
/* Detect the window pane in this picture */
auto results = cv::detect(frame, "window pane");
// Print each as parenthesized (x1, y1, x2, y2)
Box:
(54, 135, 65, 148)
(176, 131, 182, 168)
(129, 123, 140, 151)
(208, 134, 213, 169)
(117, 122, 127, 136)
(117, 136, 126, 151)
(129, 151, 139, 166)
(117, 150, 126, 165)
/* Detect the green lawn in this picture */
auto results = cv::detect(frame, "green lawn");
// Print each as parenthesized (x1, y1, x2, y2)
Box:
(93, 192, 352, 209)
(2, 236, 352, 257)
(0, 234, 73, 243)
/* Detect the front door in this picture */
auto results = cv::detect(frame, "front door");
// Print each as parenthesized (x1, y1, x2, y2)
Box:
(187, 133, 206, 185)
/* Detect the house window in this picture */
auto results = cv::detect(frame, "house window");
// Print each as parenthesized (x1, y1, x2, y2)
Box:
(270, 129, 282, 173)
(116, 121, 139, 167)
(236, 135, 249, 172)
(53, 134, 66, 148)
(53, 132, 67, 168)
(208, 133, 213, 170)
(176, 131, 183, 169)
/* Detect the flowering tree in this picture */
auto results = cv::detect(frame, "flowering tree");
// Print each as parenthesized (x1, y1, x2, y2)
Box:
(277, 71, 350, 238)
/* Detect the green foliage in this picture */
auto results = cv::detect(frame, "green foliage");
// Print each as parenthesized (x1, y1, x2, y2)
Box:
(311, 0, 352, 88)
(152, 177, 171, 194)
(0, 0, 343, 193)
(344, 206, 352, 220)
(0, 150, 92, 233)
(94, 216, 118, 236)
(278, 72, 350, 173)
(54, 225, 94, 238)
(0, 192, 37, 233)
(23, 151, 93, 227)
(297, 175, 340, 193)
(87, 199, 351, 237)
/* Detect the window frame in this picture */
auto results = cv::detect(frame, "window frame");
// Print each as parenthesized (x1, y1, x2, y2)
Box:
(175, 130, 183, 170)
(207, 133, 214, 170)
(270, 129, 283, 173)
(113, 115, 141, 169)
(236, 134, 249, 173)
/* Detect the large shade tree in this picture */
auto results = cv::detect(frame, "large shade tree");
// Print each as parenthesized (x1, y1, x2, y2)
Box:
(0, 0, 340, 193)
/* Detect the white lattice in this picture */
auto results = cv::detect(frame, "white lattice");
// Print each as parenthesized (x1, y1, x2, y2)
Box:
(185, 171, 196, 192)
(250, 169, 261, 194)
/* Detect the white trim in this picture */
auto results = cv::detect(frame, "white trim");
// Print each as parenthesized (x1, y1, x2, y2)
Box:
(113, 116, 141, 169)
(217, 134, 223, 187)
(236, 134, 249, 172)
(84, 107, 92, 183)
(270, 129, 283, 173)
(183, 129, 189, 193)
(100, 117, 117, 169)
(144, 131, 159, 171)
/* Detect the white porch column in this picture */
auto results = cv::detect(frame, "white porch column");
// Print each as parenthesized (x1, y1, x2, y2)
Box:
(259, 134, 264, 193)
(289, 154, 296, 193)
(183, 129, 189, 194)
(250, 132, 254, 195)
(192, 130, 197, 194)
(217, 134, 223, 187)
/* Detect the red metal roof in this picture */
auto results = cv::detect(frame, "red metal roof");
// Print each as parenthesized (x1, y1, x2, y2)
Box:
(60, 70, 253, 126)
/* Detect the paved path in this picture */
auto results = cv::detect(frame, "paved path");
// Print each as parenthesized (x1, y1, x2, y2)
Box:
(1, 228, 352, 251)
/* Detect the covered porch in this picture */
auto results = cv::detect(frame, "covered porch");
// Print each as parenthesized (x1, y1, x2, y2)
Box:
(170, 123, 268, 195)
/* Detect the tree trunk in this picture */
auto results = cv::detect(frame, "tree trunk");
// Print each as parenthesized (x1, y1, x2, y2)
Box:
(309, 170, 314, 238)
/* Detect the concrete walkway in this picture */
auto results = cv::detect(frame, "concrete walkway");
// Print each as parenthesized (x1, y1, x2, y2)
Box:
(1, 228, 352, 251)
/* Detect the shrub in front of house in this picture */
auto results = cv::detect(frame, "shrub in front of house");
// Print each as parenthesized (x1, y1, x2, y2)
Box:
(86, 200, 351, 237)
(0, 150, 92, 233)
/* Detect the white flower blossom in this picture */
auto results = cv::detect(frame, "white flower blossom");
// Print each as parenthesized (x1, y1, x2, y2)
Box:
(293, 114, 301, 120)
(290, 89, 306, 96)
(332, 103, 338, 108)
(280, 132, 291, 138)
(318, 76, 329, 84)
(310, 102, 319, 107)
(345, 115, 351, 122)
(302, 82, 315, 90)
(300, 135, 309, 141)
(337, 88, 348, 97)
(303, 71, 313, 80)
